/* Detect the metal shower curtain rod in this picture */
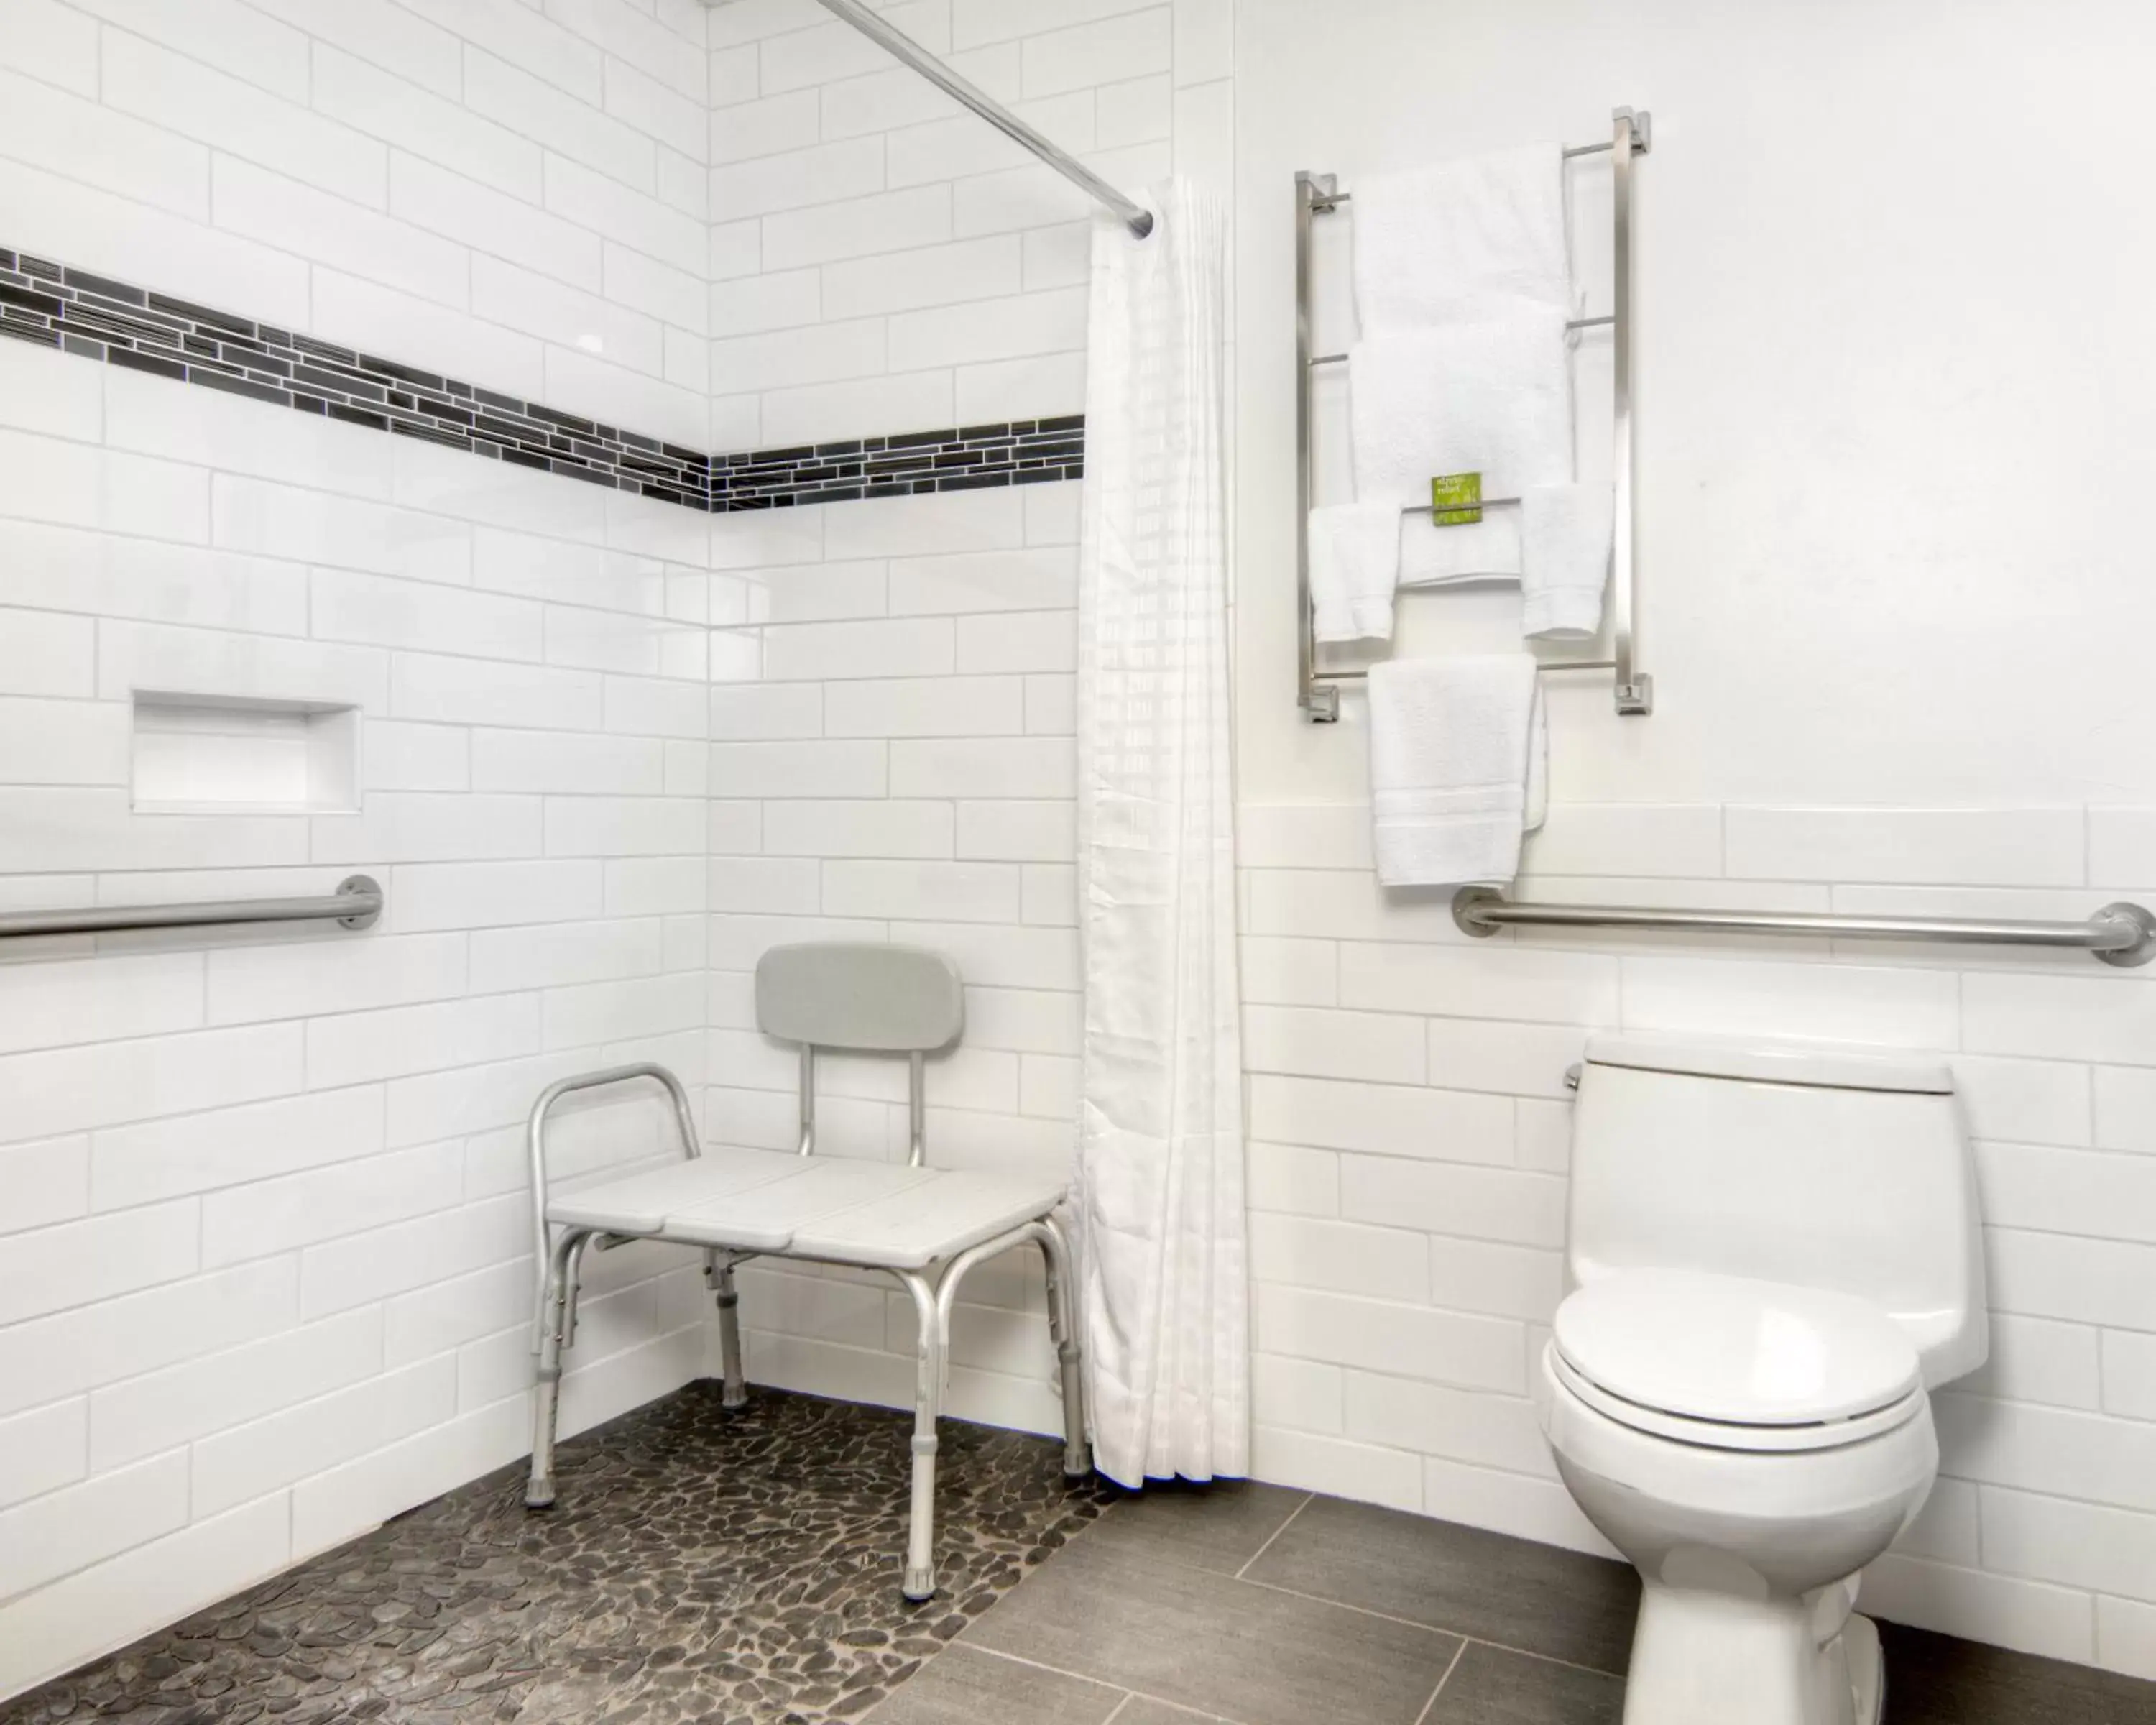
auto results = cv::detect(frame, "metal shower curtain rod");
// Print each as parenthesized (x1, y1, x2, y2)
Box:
(811, 0, 1156, 238)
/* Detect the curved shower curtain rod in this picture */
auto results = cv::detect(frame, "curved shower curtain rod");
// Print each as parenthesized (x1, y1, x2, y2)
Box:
(811, 0, 1156, 238)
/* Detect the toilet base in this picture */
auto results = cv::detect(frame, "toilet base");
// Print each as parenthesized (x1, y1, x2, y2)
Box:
(1623, 1587, 1884, 1725)
(1851, 1614, 1885, 1724)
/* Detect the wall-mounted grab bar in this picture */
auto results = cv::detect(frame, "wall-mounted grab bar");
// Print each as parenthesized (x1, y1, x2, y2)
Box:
(1298, 108, 1652, 722)
(0, 874, 382, 940)
(1452, 888, 2156, 967)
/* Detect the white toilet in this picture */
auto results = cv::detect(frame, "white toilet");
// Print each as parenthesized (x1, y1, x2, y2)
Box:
(1539, 1033, 1987, 1725)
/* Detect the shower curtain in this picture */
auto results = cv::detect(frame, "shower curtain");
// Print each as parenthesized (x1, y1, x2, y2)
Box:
(1074, 180, 1248, 1487)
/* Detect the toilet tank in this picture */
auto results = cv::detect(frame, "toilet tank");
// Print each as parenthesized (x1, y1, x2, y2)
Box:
(1568, 1032, 1987, 1387)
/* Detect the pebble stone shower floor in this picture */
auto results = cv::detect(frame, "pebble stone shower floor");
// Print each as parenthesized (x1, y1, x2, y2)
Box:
(0, 1386, 1115, 1725)
(9, 1381, 2156, 1725)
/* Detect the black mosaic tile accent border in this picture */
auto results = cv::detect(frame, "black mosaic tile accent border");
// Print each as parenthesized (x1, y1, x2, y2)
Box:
(712, 416, 1087, 510)
(0, 244, 1083, 514)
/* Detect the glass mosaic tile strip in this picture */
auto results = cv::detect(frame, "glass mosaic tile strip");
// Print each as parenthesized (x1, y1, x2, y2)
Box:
(0, 246, 1084, 514)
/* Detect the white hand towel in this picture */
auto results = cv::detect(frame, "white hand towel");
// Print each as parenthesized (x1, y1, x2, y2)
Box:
(1521, 482, 1613, 640)
(1349, 314, 1575, 511)
(1308, 501, 1401, 643)
(1399, 507, 1521, 588)
(1353, 144, 1570, 333)
(1368, 655, 1547, 888)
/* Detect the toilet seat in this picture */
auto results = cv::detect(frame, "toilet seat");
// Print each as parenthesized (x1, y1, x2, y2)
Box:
(1550, 1348, 1927, 1453)
(1552, 1269, 1925, 1454)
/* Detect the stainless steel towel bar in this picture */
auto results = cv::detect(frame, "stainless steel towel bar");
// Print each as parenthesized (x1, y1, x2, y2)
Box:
(1452, 888, 2156, 968)
(1322, 138, 1631, 177)
(1298, 108, 1652, 723)
(1309, 317, 1613, 365)
(0, 874, 382, 939)
(1292, 658, 1618, 686)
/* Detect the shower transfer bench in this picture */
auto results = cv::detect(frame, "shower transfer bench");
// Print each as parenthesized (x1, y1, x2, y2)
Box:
(522, 941, 1091, 1601)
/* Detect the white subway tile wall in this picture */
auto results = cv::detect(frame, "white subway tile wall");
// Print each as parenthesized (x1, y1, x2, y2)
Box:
(702, 0, 1187, 448)
(0, 0, 717, 1687)
(1, 0, 716, 447)
(701, 476, 1082, 1443)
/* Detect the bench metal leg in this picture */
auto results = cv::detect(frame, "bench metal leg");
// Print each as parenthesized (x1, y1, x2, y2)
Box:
(897, 1269, 942, 1603)
(527, 1227, 591, 1510)
(709, 1254, 749, 1410)
(1036, 1216, 1092, 1479)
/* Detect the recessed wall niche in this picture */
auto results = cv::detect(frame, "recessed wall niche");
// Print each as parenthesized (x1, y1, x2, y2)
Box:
(129, 692, 360, 816)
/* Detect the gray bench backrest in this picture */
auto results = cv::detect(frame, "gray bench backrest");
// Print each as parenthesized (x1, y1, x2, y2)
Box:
(755, 942, 964, 1052)
(754, 942, 964, 1163)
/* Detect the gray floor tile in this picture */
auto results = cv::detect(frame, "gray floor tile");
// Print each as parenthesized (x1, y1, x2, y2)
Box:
(1241, 1495, 1639, 1673)
(1424, 1644, 1624, 1725)
(862, 1645, 1126, 1725)
(1881, 1622, 2156, 1725)
(1083, 1481, 1311, 1576)
(961, 1537, 1461, 1725)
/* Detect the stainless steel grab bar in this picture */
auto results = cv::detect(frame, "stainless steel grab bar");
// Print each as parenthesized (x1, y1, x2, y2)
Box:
(0, 874, 382, 939)
(1452, 888, 2156, 968)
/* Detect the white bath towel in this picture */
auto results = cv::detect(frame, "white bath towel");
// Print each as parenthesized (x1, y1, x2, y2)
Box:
(1368, 654, 1547, 888)
(1353, 144, 1570, 333)
(1308, 501, 1402, 642)
(1400, 507, 1522, 588)
(1521, 482, 1613, 640)
(1349, 314, 1575, 512)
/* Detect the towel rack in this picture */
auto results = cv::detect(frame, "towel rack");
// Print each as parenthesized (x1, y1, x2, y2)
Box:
(1297, 108, 1653, 723)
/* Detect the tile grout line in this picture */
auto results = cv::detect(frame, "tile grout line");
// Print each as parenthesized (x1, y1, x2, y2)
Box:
(1411, 1639, 1468, 1725)
(1042, 1493, 1624, 1689)
(1231, 1490, 1314, 1580)
(1226, 1571, 1626, 1681)
(1450, 1632, 1621, 1683)
(962, 1586, 1513, 1725)
(959, 1644, 1251, 1724)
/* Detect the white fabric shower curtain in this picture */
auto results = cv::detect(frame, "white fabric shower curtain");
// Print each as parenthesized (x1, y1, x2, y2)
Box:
(1074, 181, 1248, 1487)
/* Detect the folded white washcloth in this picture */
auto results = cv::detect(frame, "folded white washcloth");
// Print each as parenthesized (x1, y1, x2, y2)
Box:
(1349, 313, 1575, 511)
(1521, 482, 1613, 639)
(1400, 507, 1521, 588)
(1368, 654, 1547, 888)
(1353, 144, 1571, 332)
(1308, 501, 1401, 643)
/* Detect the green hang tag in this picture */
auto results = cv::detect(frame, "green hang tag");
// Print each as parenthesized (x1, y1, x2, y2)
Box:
(1431, 472, 1483, 526)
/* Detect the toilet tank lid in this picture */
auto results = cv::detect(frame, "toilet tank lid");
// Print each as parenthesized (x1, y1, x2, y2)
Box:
(1583, 1033, 1953, 1095)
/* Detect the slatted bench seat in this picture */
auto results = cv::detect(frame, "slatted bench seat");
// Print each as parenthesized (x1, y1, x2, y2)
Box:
(548, 1152, 1063, 1266)
(522, 943, 1090, 1603)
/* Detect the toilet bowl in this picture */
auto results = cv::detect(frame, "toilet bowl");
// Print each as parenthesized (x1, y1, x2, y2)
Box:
(1539, 1270, 1940, 1725)
(1538, 1034, 1987, 1725)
